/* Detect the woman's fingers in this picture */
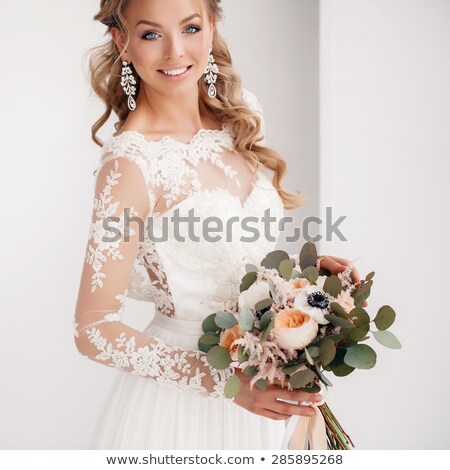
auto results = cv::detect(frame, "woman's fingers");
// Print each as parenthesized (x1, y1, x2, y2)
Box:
(319, 255, 369, 307)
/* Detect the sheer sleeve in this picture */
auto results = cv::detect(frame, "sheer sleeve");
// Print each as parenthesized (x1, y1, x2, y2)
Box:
(73, 155, 235, 399)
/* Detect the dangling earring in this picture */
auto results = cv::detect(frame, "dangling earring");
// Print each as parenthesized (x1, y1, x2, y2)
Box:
(121, 60, 137, 111)
(203, 47, 219, 98)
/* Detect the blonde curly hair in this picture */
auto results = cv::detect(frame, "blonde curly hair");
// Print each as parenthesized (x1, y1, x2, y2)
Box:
(85, 0, 308, 210)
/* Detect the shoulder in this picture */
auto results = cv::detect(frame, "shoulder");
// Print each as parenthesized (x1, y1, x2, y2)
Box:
(241, 88, 264, 114)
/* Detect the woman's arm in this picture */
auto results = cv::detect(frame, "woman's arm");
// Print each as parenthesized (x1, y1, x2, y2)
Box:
(74, 156, 235, 399)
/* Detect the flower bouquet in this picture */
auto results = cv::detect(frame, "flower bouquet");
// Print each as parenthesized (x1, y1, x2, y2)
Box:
(198, 242, 401, 450)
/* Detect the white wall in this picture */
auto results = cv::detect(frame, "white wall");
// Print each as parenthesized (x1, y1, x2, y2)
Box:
(319, 0, 450, 449)
(0, 0, 318, 449)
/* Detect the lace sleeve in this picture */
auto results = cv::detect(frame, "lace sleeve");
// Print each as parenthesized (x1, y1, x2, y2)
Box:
(74, 156, 235, 399)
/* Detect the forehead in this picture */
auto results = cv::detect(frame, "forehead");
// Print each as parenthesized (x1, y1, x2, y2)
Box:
(125, 0, 205, 24)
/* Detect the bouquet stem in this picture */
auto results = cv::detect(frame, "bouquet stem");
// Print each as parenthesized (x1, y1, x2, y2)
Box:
(318, 403, 355, 450)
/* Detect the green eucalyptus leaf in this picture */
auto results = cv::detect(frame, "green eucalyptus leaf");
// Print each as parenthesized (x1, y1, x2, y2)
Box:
(261, 250, 290, 270)
(260, 309, 275, 331)
(261, 316, 275, 342)
(239, 271, 257, 293)
(238, 345, 249, 363)
(349, 307, 370, 326)
(244, 365, 258, 376)
(319, 337, 336, 367)
(300, 266, 319, 284)
(198, 334, 220, 353)
(291, 269, 302, 279)
(289, 368, 317, 389)
(307, 346, 320, 357)
(323, 275, 343, 297)
(215, 311, 238, 329)
(299, 242, 318, 270)
(279, 258, 295, 280)
(331, 362, 355, 377)
(373, 330, 402, 349)
(304, 347, 315, 365)
(313, 364, 333, 387)
(245, 263, 258, 273)
(202, 313, 218, 334)
(207, 345, 232, 369)
(352, 280, 373, 298)
(254, 298, 274, 312)
(374, 305, 396, 330)
(344, 344, 377, 369)
(324, 313, 355, 329)
(224, 375, 241, 399)
(282, 362, 308, 375)
(342, 323, 370, 342)
(365, 271, 375, 281)
(254, 378, 267, 391)
(239, 302, 255, 331)
(330, 302, 350, 319)
(300, 383, 322, 393)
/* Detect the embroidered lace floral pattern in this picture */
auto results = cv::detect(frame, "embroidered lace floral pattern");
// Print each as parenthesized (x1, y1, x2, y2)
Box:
(74, 88, 282, 399)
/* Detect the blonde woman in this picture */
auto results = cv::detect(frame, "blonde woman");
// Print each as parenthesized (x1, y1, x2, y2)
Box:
(74, 0, 359, 450)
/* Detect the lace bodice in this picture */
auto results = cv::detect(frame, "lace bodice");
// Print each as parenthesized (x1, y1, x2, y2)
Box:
(74, 89, 285, 399)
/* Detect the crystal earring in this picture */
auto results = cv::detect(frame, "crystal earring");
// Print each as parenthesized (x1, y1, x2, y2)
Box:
(121, 60, 137, 111)
(203, 47, 219, 98)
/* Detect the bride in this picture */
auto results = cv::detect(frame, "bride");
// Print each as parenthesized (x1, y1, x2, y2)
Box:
(74, 0, 363, 450)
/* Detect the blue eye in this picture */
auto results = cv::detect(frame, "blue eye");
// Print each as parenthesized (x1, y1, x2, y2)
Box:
(141, 24, 201, 41)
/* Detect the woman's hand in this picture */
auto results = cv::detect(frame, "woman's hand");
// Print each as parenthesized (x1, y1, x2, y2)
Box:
(318, 255, 369, 307)
(232, 369, 322, 420)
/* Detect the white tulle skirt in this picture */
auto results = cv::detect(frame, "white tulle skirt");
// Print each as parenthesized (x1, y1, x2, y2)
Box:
(90, 310, 287, 450)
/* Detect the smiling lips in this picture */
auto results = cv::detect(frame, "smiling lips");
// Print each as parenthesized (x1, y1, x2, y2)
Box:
(158, 65, 193, 76)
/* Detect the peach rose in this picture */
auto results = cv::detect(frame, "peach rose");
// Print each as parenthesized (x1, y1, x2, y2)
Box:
(289, 277, 310, 289)
(272, 308, 318, 350)
(219, 324, 242, 361)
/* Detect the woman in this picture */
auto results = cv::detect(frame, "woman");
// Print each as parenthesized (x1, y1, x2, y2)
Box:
(74, 0, 364, 450)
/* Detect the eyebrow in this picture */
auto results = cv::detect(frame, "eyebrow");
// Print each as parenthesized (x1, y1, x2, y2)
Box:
(135, 13, 201, 28)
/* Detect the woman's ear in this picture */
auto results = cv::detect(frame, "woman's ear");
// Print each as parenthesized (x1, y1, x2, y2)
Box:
(111, 27, 128, 59)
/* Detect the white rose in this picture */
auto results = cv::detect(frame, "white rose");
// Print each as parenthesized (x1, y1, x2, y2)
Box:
(238, 280, 271, 311)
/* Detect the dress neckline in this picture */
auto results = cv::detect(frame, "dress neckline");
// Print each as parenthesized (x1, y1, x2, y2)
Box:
(114, 123, 230, 147)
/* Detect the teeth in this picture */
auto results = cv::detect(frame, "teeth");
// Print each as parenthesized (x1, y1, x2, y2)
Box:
(162, 67, 188, 76)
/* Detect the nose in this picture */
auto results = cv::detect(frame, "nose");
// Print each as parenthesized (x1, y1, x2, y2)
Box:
(163, 33, 184, 59)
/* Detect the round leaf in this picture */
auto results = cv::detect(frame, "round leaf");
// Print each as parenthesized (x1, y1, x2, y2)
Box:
(254, 298, 274, 312)
(373, 330, 402, 349)
(300, 266, 319, 284)
(344, 344, 377, 369)
(224, 375, 241, 399)
(202, 314, 218, 334)
(289, 368, 317, 389)
(261, 250, 290, 270)
(207, 345, 232, 369)
(279, 258, 295, 280)
(323, 275, 343, 297)
(198, 334, 220, 353)
(245, 263, 258, 273)
(215, 311, 238, 329)
(260, 309, 275, 331)
(374, 305, 396, 330)
(239, 271, 257, 293)
(299, 242, 318, 270)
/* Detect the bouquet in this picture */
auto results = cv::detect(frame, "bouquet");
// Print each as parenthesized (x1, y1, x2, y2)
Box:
(198, 242, 401, 450)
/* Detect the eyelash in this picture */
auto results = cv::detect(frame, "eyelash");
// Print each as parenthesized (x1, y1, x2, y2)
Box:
(141, 25, 202, 41)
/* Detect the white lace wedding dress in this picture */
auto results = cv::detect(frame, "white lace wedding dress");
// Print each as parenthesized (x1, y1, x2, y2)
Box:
(74, 89, 288, 449)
